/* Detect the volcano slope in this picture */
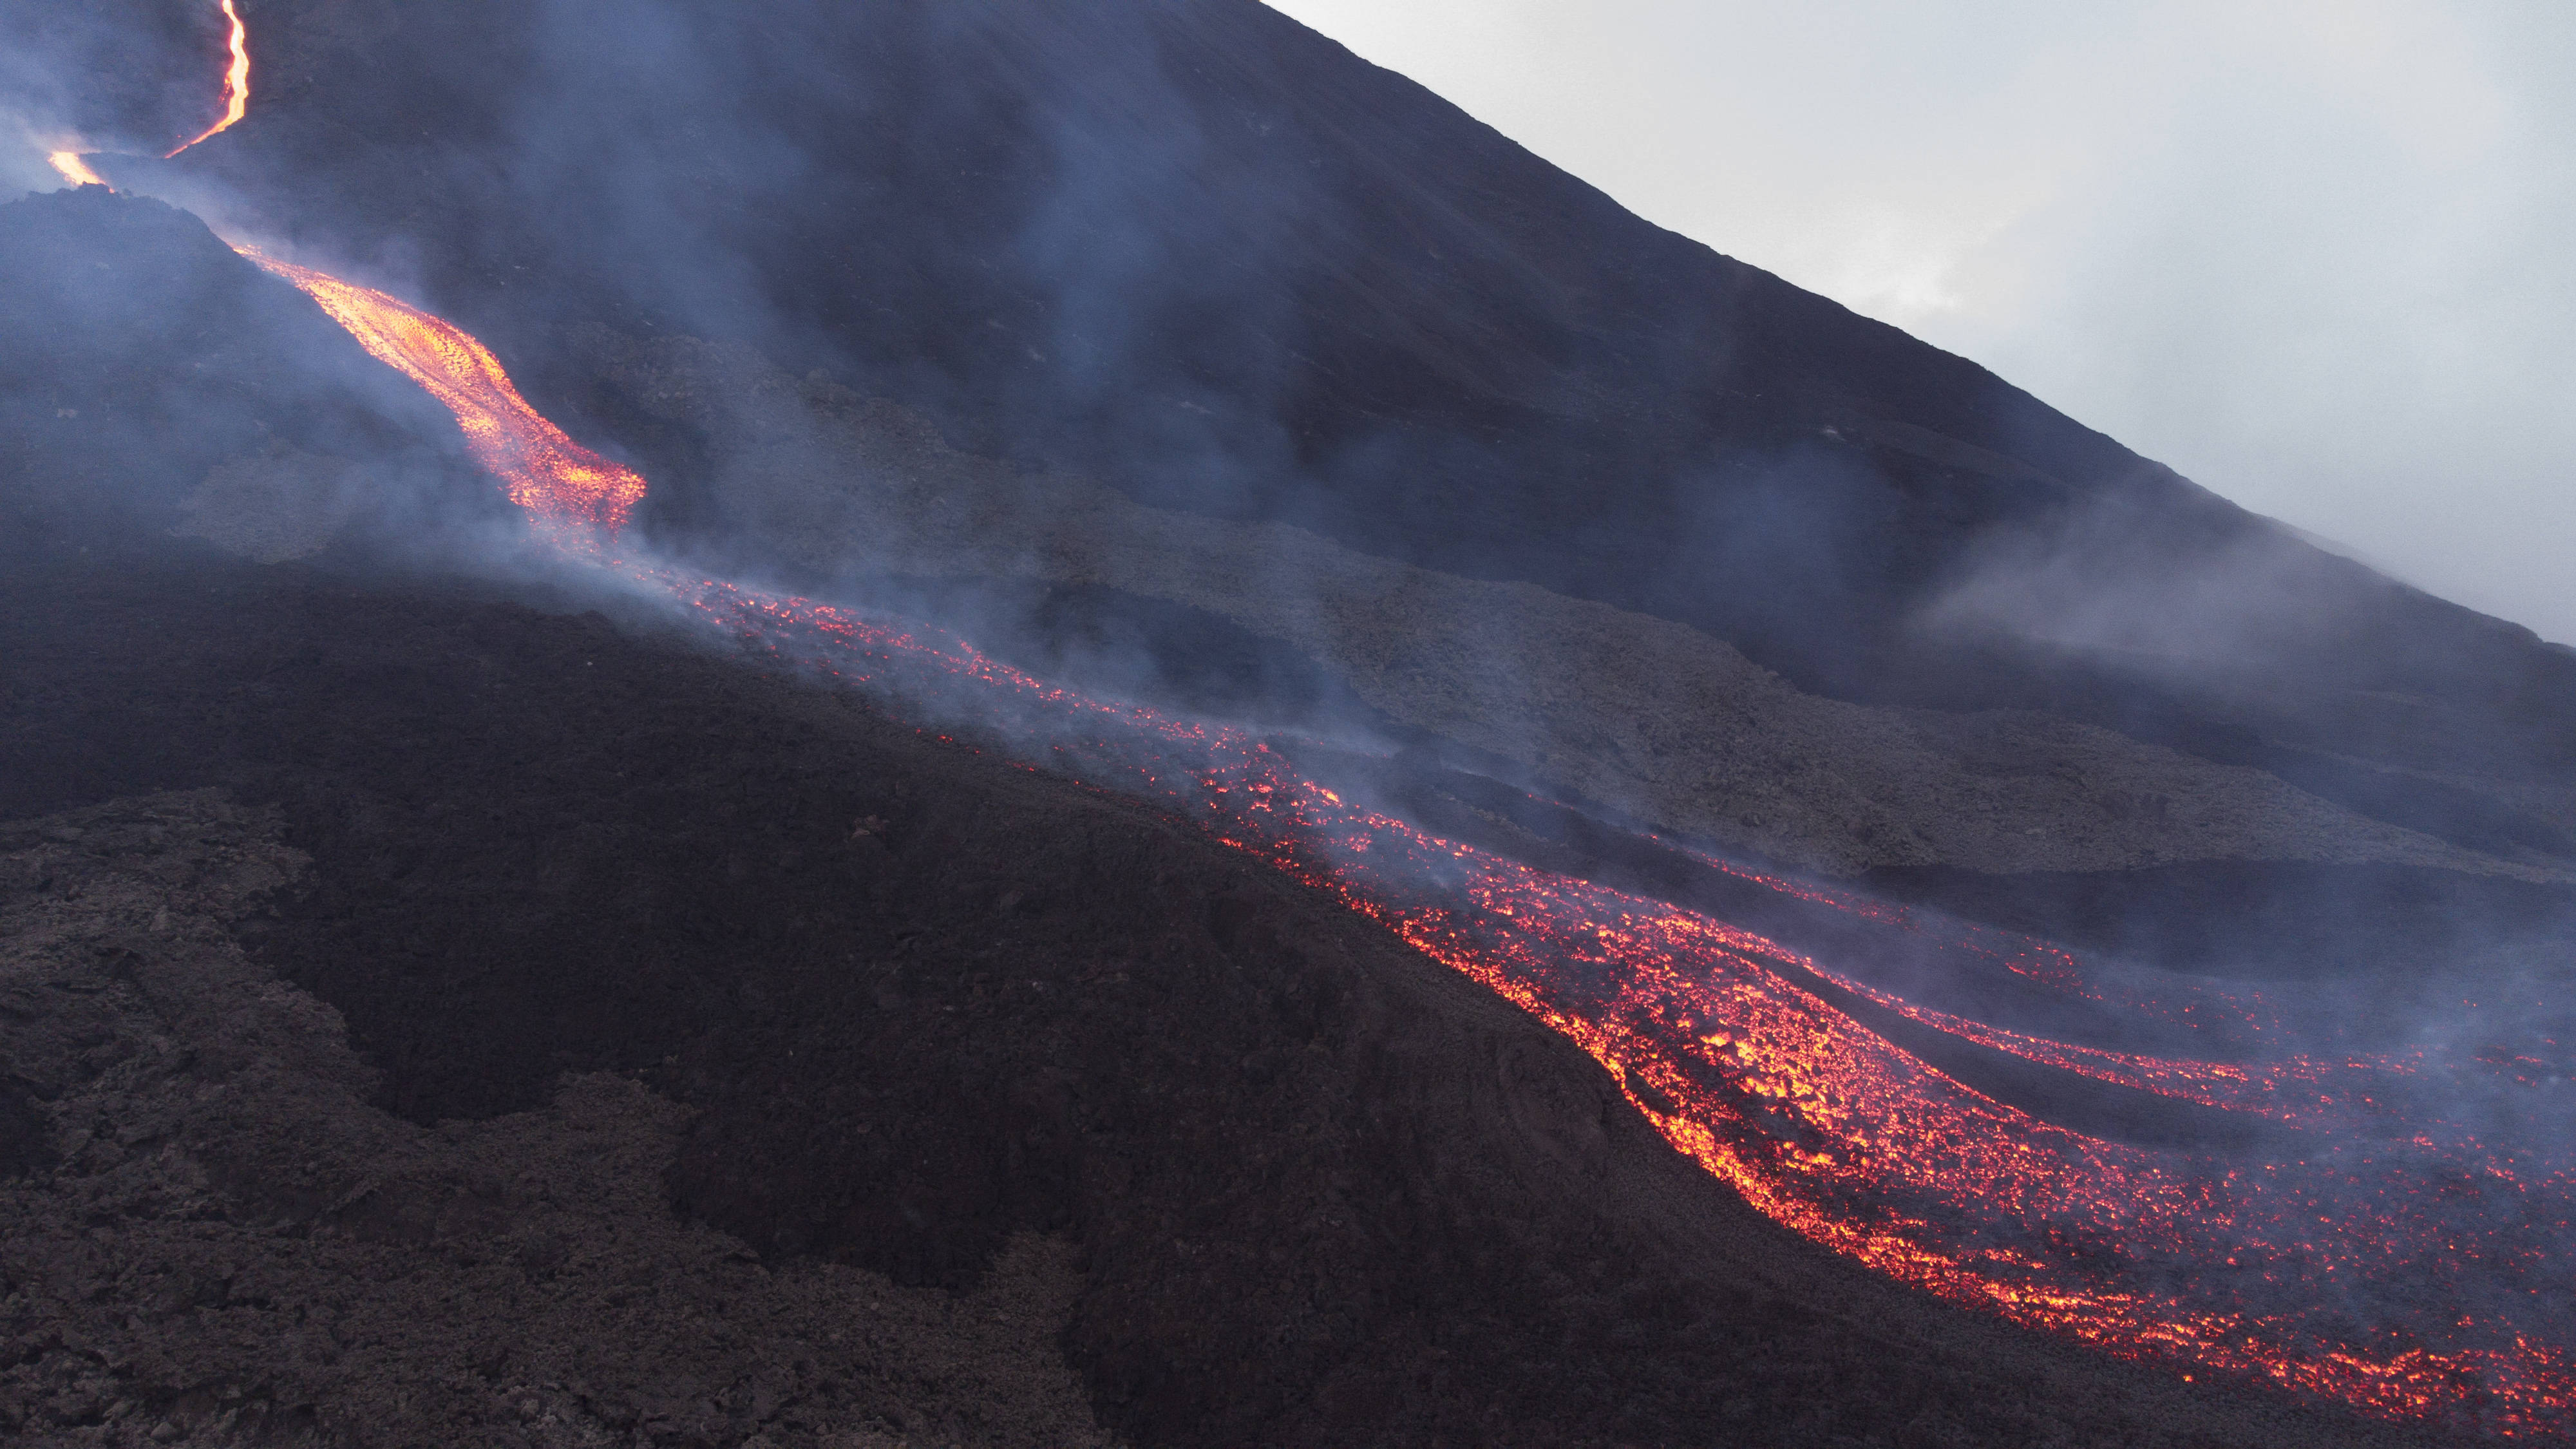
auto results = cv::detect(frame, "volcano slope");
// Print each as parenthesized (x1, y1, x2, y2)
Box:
(0, 198, 2480, 1449)
(8, 2, 2576, 1443)
(0, 547, 2475, 1449)
(64, 0, 2571, 977)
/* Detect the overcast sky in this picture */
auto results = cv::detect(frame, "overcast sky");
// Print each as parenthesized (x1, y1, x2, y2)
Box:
(1269, 0, 2576, 645)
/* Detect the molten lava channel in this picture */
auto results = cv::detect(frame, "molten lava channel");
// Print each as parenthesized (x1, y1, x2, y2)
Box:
(166, 0, 251, 158)
(238, 249, 646, 535)
(681, 579, 2576, 1437)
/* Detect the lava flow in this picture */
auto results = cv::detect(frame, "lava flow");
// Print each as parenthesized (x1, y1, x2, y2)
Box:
(238, 243, 2576, 1441)
(166, 0, 251, 157)
(684, 581, 2576, 1437)
(238, 249, 646, 534)
(47, 151, 108, 189)
(160, 2, 2576, 1435)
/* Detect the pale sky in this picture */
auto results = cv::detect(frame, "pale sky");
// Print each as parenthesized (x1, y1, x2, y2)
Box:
(1267, 0, 2576, 645)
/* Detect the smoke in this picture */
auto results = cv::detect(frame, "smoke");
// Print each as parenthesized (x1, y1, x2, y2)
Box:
(0, 1, 80, 193)
(11, 0, 2568, 897)
(5, 0, 2566, 1023)
(42, 0, 2546, 902)
(1918, 486, 2384, 678)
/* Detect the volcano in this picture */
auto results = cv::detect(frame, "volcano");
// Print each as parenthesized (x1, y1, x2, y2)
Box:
(3, 3, 2573, 1446)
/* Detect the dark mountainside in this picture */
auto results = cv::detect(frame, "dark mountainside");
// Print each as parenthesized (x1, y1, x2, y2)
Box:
(0, 196, 2477, 1443)
(2, 1, 2573, 1446)
(0, 198, 2466, 1444)
(46, 0, 2566, 964)
(0, 185, 483, 555)
(133, 0, 2576, 788)
(0, 193, 2515, 1449)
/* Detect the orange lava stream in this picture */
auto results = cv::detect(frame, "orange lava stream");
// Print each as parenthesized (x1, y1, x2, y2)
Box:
(48, 151, 108, 188)
(236, 247, 645, 534)
(166, 0, 251, 157)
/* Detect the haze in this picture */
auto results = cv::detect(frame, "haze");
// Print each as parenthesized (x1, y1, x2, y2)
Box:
(1271, 0, 2576, 646)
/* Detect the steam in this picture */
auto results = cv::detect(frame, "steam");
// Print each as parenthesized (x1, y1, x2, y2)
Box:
(0, 12, 80, 194)
(0, 0, 237, 173)
(1918, 481, 2389, 677)
(1264, 0, 2576, 649)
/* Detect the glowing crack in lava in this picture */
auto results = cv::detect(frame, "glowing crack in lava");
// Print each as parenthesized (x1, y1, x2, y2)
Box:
(166, 0, 251, 157)
(182, 7, 2575, 1435)
(253, 243, 2576, 1443)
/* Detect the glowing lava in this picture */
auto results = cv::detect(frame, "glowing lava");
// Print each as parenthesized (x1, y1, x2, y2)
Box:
(166, 0, 251, 157)
(231, 248, 2576, 1439)
(237, 249, 646, 535)
(48, 151, 107, 188)
(167, 4, 640, 533)
(673, 580, 2576, 1438)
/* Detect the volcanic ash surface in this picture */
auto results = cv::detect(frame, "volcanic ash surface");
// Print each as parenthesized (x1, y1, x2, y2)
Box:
(0, 790, 1115, 1449)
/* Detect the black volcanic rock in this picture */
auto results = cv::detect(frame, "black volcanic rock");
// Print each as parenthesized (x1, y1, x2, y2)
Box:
(0, 147, 2535, 1449)
(0, 790, 1115, 1448)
